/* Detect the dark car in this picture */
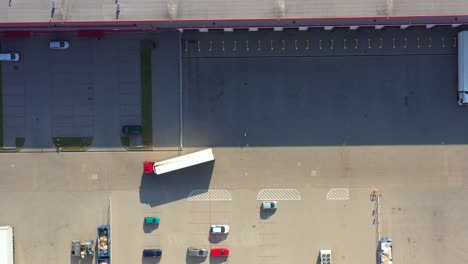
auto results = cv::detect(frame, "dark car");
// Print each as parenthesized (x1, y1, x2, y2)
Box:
(121, 125, 142, 135)
(143, 249, 162, 257)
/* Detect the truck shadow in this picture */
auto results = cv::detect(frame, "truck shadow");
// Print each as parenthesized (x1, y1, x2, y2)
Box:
(139, 161, 214, 207)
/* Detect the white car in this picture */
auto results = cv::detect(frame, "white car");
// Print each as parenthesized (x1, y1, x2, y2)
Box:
(0, 53, 20, 61)
(49, 41, 69, 49)
(210, 225, 229, 234)
(261, 201, 278, 210)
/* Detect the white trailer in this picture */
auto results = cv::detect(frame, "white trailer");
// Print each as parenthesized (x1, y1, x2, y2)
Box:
(0, 226, 14, 264)
(144, 148, 215, 175)
(458, 31, 468, 105)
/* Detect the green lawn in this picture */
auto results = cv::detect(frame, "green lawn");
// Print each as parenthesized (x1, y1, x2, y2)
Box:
(140, 40, 153, 149)
(53, 137, 93, 151)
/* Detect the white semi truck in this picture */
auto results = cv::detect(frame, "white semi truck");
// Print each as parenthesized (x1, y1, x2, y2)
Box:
(144, 148, 215, 175)
(0, 226, 14, 264)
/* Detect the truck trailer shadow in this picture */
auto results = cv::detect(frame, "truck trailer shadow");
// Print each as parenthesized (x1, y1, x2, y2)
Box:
(139, 161, 214, 207)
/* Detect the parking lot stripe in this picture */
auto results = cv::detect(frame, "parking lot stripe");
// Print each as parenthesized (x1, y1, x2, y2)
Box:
(257, 189, 301, 200)
(326, 188, 350, 200)
(188, 189, 232, 201)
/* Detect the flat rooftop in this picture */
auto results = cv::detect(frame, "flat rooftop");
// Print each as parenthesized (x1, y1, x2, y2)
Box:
(0, 0, 468, 26)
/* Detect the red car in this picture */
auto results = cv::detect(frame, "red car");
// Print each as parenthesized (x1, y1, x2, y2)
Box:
(211, 248, 229, 257)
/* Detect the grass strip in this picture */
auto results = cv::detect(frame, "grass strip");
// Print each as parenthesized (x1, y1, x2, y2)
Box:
(140, 40, 153, 149)
(53, 137, 93, 151)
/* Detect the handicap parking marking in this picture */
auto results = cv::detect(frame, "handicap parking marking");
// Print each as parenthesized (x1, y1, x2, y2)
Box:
(257, 189, 301, 200)
(188, 189, 232, 201)
(326, 188, 349, 200)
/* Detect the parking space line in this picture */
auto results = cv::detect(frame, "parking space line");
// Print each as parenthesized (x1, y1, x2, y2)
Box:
(257, 189, 301, 200)
(188, 189, 232, 201)
(326, 188, 349, 200)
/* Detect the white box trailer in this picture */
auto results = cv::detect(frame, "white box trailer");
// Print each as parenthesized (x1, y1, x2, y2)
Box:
(0, 226, 14, 264)
(144, 148, 215, 175)
(458, 31, 468, 105)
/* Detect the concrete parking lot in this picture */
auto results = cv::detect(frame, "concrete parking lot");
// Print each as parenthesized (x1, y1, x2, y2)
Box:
(1, 147, 468, 264)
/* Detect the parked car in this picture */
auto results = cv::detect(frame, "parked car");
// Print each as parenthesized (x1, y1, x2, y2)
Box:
(144, 216, 160, 225)
(187, 247, 208, 257)
(121, 125, 142, 135)
(143, 249, 162, 257)
(0, 53, 20, 61)
(211, 248, 229, 257)
(50, 41, 70, 49)
(210, 225, 229, 234)
(261, 201, 278, 210)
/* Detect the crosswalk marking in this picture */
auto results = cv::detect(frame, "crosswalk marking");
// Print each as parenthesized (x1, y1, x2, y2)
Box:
(326, 188, 349, 200)
(257, 189, 301, 200)
(188, 189, 232, 201)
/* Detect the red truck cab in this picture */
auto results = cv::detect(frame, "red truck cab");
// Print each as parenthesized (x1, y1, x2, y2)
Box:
(143, 161, 155, 174)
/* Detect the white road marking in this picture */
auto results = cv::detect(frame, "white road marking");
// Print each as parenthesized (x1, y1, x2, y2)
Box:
(326, 188, 349, 200)
(257, 189, 301, 200)
(188, 189, 232, 201)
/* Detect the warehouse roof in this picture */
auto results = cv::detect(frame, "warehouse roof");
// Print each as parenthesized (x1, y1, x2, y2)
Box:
(1, 0, 468, 23)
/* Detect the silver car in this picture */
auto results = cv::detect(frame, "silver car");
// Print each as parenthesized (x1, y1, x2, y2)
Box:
(0, 53, 20, 61)
(187, 247, 208, 257)
(261, 201, 278, 210)
(210, 225, 229, 234)
(49, 41, 70, 49)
